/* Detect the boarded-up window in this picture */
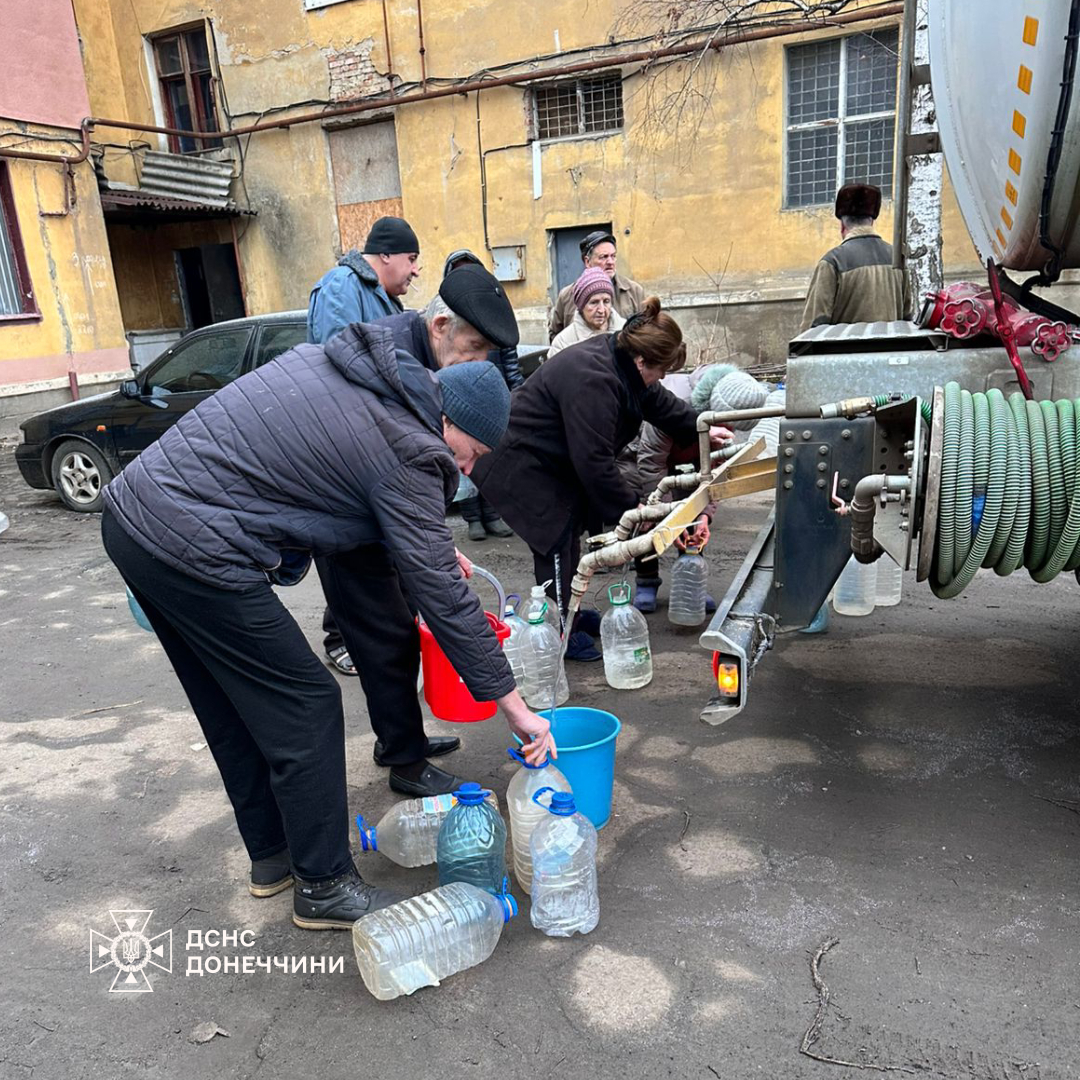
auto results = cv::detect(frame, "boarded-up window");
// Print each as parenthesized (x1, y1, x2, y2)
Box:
(328, 121, 404, 252)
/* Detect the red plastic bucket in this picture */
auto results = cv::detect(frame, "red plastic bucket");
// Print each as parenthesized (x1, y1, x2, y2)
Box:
(419, 611, 510, 722)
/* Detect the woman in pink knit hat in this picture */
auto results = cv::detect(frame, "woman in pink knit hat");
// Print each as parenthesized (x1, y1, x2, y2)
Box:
(547, 267, 626, 357)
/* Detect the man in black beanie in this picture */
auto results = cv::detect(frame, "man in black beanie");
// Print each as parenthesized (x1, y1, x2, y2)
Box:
(307, 216, 421, 676)
(307, 216, 420, 345)
(800, 183, 907, 331)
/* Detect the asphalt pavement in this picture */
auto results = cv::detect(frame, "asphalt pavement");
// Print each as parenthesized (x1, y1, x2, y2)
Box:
(1, 443, 1078, 1080)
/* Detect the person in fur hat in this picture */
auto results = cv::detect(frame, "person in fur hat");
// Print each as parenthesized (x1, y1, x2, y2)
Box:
(799, 183, 908, 331)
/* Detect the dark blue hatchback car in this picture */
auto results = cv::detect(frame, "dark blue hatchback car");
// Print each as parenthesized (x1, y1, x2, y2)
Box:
(15, 311, 307, 512)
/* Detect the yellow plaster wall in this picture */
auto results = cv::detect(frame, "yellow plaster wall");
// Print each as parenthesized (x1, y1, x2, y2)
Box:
(0, 159, 127, 385)
(75, 0, 988, 337)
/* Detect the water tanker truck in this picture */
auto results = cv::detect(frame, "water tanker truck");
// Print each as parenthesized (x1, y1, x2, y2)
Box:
(568, 0, 1080, 722)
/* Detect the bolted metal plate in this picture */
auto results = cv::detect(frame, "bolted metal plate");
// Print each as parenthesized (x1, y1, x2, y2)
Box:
(770, 417, 876, 630)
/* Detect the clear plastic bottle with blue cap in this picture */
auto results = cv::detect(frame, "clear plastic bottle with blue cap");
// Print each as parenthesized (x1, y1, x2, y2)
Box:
(437, 782, 508, 895)
(356, 789, 500, 868)
(529, 788, 599, 937)
(506, 748, 572, 893)
(500, 594, 528, 688)
(351, 881, 518, 1000)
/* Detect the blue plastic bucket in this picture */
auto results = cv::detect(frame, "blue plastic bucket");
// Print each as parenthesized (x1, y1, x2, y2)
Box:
(521, 707, 621, 830)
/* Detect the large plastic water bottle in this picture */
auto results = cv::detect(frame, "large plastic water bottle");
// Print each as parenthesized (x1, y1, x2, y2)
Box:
(522, 582, 560, 631)
(506, 748, 572, 894)
(668, 546, 709, 626)
(437, 782, 508, 895)
(352, 882, 518, 1000)
(356, 790, 500, 868)
(874, 555, 903, 607)
(600, 583, 653, 689)
(500, 595, 528, 688)
(518, 609, 570, 708)
(529, 788, 599, 937)
(832, 556, 876, 616)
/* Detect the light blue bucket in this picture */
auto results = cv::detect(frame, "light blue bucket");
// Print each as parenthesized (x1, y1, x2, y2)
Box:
(524, 707, 621, 830)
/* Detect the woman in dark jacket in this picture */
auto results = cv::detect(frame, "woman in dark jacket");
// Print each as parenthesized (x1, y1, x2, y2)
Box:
(474, 297, 726, 660)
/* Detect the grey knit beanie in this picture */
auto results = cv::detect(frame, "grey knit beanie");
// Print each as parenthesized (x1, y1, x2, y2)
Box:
(709, 370, 769, 430)
(436, 361, 511, 450)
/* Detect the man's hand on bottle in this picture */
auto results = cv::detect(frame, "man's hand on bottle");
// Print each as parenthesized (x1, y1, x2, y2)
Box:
(499, 690, 557, 764)
(676, 513, 711, 551)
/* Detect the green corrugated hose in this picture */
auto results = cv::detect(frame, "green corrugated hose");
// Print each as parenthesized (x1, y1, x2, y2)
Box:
(932, 381, 1080, 598)
(873, 394, 934, 426)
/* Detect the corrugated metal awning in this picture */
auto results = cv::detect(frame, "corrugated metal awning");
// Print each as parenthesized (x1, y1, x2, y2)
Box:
(99, 189, 255, 222)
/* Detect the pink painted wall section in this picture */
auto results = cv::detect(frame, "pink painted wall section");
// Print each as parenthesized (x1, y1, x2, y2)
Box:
(0, 347, 131, 389)
(0, 0, 92, 130)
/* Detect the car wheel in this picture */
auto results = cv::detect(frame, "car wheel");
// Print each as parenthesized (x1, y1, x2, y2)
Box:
(50, 440, 114, 513)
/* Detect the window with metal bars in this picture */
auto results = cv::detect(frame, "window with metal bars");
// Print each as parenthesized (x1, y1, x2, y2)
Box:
(152, 25, 222, 154)
(785, 29, 899, 208)
(0, 164, 36, 320)
(533, 75, 624, 142)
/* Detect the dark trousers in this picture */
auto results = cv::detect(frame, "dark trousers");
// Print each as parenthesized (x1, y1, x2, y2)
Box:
(101, 510, 350, 882)
(635, 552, 662, 589)
(459, 494, 501, 525)
(316, 544, 429, 767)
(322, 605, 344, 653)
(531, 529, 582, 627)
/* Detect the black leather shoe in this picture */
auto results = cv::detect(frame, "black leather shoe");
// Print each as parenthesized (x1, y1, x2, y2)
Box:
(388, 761, 466, 797)
(250, 849, 293, 898)
(292, 865, 405, 930)
(373, 735, 461, 768)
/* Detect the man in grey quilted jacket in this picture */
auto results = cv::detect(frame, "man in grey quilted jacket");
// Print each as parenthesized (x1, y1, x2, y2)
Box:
(101, 332, 554, 931)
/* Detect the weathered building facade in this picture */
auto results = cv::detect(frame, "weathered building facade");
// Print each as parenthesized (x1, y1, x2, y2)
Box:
(0, 0, 129, 427)
(3, 0, 989, 423)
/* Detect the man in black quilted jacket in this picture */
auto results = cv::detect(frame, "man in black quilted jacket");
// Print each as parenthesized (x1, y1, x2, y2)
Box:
(101, 328, 554, 931)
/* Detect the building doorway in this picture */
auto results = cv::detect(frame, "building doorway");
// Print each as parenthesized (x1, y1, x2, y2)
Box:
(176, 242, 244, 329)
(548, 222, 613, 300)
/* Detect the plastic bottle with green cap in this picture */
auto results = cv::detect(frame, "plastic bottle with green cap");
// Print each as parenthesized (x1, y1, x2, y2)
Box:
(518, 603, 569, 708)
(352, 882, 518, 999)
(600, 582, 652, 689)
(529, 788, 599, 937)
(437, 782, 508, 895)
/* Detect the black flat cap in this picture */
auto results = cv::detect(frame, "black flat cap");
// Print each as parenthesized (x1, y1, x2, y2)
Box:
(580, 229, 616, 258)
(362, 216, 420, 254)
(835, 184, 882, 221)
(438, 264, 519, 349)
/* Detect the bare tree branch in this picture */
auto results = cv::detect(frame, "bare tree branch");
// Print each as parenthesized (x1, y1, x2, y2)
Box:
(615, 0, 868, 159)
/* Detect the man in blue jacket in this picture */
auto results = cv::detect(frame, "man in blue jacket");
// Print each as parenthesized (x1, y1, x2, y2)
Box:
(309, 216, 421, 675)
(307, 215, 420, 344)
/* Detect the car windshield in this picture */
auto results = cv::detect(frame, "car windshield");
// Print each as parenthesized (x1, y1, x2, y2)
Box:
(144, 327, 253, 395)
